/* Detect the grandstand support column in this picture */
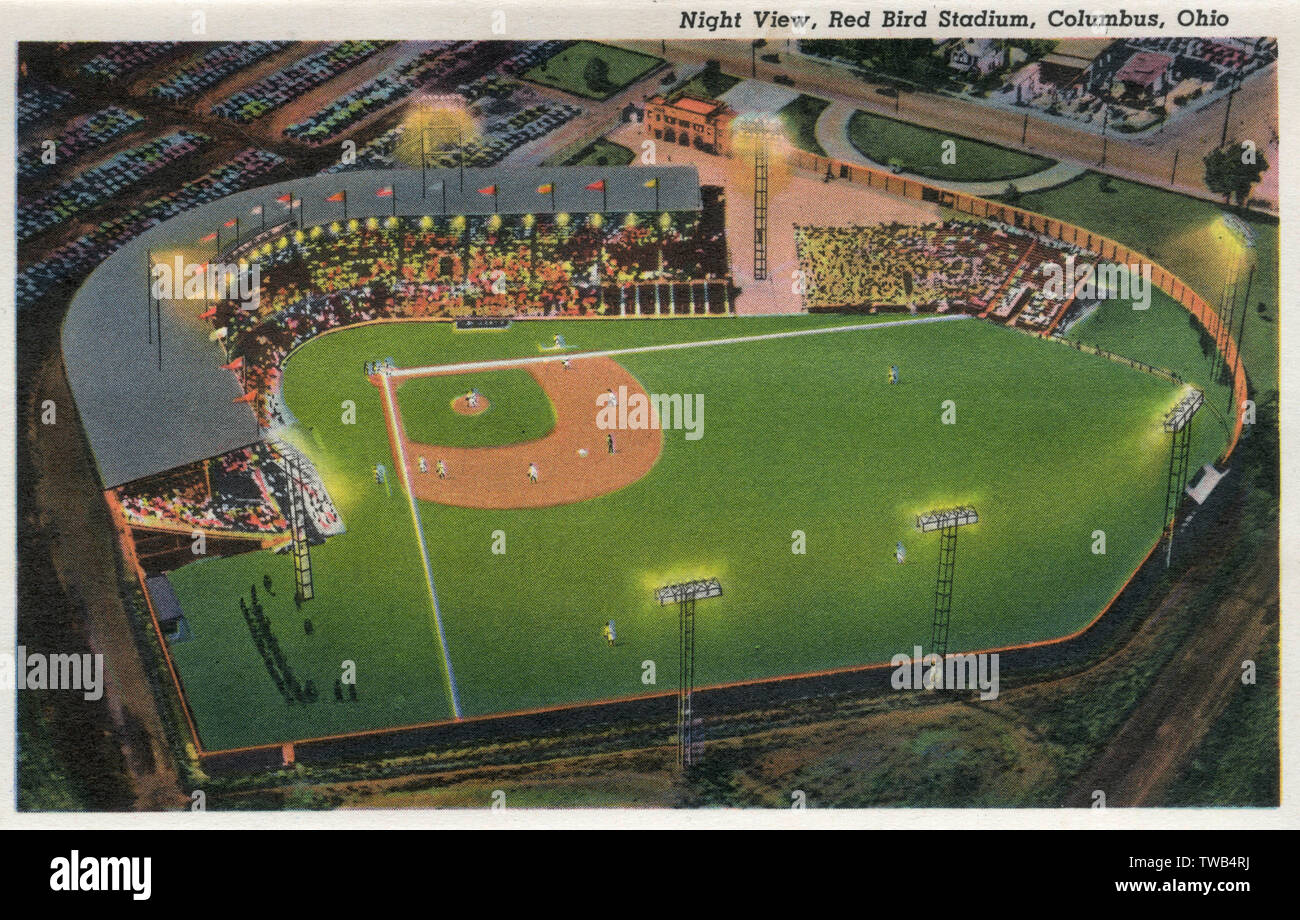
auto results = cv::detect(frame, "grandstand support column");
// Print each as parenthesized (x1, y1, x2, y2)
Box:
(655, 281, 661, 315)
(670, 282, 676, 315)
(619, 285, 626, 316)
(704, 281, 711, 312)
(635, 283, 641, 316)
(689, 282, 696, 313)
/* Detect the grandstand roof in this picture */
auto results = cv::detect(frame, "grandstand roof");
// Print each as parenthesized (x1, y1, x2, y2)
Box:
(61, 166, 702, 489)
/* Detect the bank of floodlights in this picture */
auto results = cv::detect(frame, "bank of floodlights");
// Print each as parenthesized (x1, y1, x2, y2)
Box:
(915, 506, 979, 533)
(1162, 389, 1204, 433)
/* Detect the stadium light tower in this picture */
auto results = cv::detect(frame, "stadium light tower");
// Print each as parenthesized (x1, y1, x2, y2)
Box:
(655, 577, 722, 768)
(734, 116, 781, 282)
(916, 506, 979, 671)
(1161, 388, 1204, 567)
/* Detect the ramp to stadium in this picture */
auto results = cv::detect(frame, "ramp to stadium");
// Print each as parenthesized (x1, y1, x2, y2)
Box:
(61, 166, 703, 489)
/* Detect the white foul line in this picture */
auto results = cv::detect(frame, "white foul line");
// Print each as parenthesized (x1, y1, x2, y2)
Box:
(388, 313, 971, 378)
(379, 372, 463, 719)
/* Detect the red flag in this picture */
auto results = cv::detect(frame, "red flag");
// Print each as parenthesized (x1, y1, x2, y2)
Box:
(376, 186, 393, 197)
(200, 232, 217, 242)
(199, 306, 217, 319)
(585, 179, 605, 191)
(276, 193, 292, 204)
(477, 185, 497, 196)
(326, 191, 345, 203)
(233, 391, 257, 404)
(224, 218, 237, 228)
(222, 356, 244, 371)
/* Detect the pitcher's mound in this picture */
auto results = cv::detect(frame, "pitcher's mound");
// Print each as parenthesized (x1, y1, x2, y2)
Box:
(452, 395, 490, 416)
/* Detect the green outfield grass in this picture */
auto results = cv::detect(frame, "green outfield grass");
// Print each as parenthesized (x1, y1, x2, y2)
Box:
(848, 110, 1055, 182)
(523, 41, 663, 100)
(166, 315, 1224, 750)
(1012, 172, 1278, 395)
(397, 368, 556, 447)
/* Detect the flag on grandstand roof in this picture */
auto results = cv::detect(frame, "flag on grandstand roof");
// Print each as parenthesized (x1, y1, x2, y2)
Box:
(224, 218, 237, 228)
(222, 356, 244, 371)
(276, 193, 292, 206)
(644, 178, 658, 188)
(537, 183, 554, 194)
(232, 390, 256, 404)
(585, 179, 605, 191)
(199, 306, 217, 319)
(326, 191, 345, 203)
(250, 205, 262, 215)
(376, 186, 393, 197)
(477, 185, 496, 195)
(200, 231, 217, 242)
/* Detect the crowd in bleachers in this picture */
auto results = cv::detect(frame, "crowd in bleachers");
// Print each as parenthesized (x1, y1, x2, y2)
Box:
(211, 41, 390, 123)
(148, 41, 292, 101)
(78, 41, 180, 81)
(115, 446, 289, 535)
(114, 441, 344, 539)
(795, 220, 1033, 312)
(18, 105, 145, 180)
(17, 82, 74, 132)
(194, 212, 722, 425)
(18, 148, 285, 309)
(794, 219, 1095, 332)
(19, 130, 208, 241)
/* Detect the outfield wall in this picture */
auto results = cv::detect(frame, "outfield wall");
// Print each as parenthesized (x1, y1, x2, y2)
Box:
(788, 150, 1250, 462)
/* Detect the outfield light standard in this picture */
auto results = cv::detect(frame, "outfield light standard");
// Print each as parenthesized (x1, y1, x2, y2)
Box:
(1162, 389, 1204, 567)
(655, 577, 722, 768)
(916, 506, 979, 673)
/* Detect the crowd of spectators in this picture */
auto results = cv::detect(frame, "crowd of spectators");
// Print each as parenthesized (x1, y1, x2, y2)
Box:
(795, 219, 1094, 332)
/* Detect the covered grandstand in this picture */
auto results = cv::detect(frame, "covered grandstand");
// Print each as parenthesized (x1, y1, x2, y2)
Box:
(61, 166, 704, 489)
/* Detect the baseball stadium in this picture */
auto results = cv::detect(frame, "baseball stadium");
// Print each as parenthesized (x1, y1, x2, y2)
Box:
(58, 144, 1251, 759)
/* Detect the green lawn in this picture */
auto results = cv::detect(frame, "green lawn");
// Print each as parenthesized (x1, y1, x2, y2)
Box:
(524, 41, 663, 100)
(778, 94, 830, 156)
(1012, 172, 1279, 397)
(563, 138, 635, 167)
(166, 315, 1222, 750)
(669, 68, 741, 102)
(848, 110, 1055, 182)
(397, 368, 556, 447)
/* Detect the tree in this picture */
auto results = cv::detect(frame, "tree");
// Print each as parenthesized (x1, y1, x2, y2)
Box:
(584, 56, 611, 94)
(1204, 144, 1269, 205)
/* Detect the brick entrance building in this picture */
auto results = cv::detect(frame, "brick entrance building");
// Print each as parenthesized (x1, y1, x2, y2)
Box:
(645, 94, 734, 156)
